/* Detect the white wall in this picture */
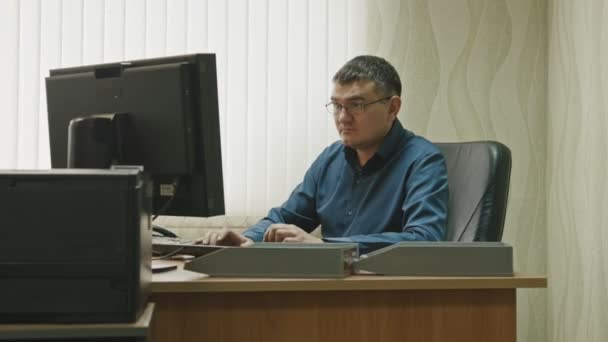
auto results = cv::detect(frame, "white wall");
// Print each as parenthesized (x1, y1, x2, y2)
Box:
(548, 0, 608, 341)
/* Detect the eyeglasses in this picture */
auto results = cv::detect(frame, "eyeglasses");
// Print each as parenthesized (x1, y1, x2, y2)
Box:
(325, 96, 392, 116)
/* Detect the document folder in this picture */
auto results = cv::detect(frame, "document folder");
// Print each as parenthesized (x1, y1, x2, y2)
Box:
(184, 243, 358, 278)
(353, 242, 513, 276)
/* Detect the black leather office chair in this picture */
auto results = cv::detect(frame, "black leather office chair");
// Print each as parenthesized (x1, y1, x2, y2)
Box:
(435, 141, 512, 242)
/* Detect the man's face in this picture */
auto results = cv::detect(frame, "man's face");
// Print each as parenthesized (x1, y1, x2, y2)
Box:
(331, 80, 400, 151)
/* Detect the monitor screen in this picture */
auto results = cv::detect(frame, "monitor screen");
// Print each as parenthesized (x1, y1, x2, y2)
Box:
(45, 54, 225, 217)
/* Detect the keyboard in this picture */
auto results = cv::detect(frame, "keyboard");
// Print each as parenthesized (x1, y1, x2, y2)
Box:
(152, 237, 229, 257)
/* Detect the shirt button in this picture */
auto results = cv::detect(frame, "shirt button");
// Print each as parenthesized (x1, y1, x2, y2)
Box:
(347, 210, 353, 216)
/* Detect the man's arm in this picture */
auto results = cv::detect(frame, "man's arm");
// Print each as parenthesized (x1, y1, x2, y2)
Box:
(242, 185, 319, 242)
(242, 158, 324, 242)
(324, 150, 448, 254)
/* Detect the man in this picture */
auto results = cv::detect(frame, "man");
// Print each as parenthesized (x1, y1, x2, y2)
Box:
(199, 55, 448, 253)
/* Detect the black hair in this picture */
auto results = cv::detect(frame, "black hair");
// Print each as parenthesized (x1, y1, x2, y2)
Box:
(332, 55, 401, 96)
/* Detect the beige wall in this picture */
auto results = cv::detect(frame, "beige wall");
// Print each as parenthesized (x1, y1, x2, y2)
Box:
(548, 1, 608, 341)
(365, 1, 548, 341)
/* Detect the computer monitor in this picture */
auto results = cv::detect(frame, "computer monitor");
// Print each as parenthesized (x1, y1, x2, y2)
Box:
(45, 54, 225, 217)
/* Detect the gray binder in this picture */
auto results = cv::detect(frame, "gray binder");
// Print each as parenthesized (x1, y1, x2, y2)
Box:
(184, 243, 359, 278)
(353, 242, 513, 276)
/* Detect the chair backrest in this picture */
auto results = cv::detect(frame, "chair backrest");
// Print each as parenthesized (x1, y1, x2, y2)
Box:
(435, 141, 512, 242)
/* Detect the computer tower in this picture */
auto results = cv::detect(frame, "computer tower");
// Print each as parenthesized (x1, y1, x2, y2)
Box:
(0, 169, 151, 323)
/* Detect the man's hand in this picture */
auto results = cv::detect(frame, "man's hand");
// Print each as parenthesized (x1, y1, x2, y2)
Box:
(195, 228, 254, 247)
(263, 224, 323, 243)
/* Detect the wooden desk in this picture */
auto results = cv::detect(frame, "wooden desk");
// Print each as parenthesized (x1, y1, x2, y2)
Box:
(151, 261, 546, 342)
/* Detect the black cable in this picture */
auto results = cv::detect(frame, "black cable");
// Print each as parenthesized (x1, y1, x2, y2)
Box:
(152, 246, 186, 260)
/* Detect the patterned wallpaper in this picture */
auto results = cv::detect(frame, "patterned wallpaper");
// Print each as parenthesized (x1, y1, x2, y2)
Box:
(364, 1, 547, 341)
(548, 1, 608, 341)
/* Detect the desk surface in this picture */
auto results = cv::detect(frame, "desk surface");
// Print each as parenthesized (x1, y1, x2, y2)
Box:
(151, 260, 547, 293)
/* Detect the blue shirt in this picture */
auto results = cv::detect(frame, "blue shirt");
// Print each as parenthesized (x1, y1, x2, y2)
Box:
(242, 119, 448, 254)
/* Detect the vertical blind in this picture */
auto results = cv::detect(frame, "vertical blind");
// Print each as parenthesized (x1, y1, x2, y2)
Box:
(0, 0, 369, 216)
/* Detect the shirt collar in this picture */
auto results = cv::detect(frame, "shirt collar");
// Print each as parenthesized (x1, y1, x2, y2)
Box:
(343, 119, 409, 170)
(375, 119, 407, 160)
